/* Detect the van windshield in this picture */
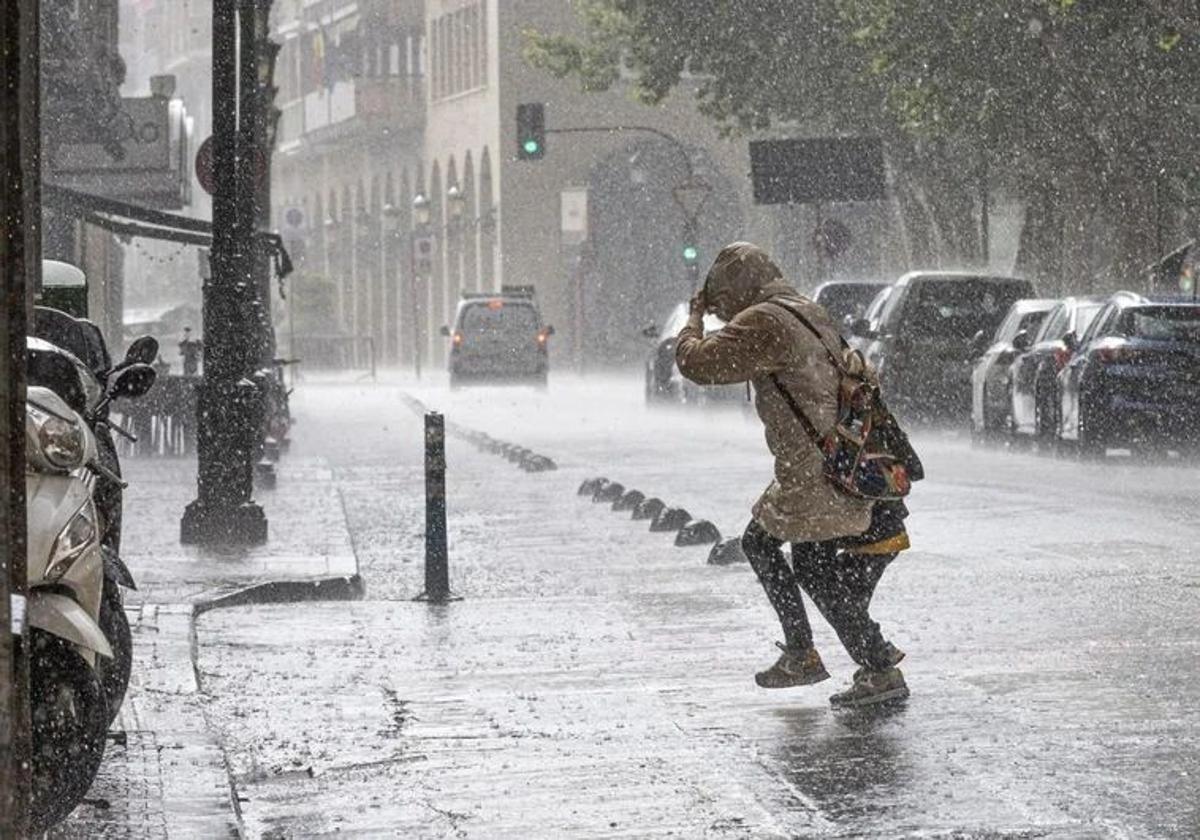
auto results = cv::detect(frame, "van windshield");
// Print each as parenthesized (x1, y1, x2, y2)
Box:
(904, 280, 1027, 340)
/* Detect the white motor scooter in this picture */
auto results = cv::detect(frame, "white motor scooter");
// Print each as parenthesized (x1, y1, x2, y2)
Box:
(22, 348, 155, 833)
(23, 382, 112, 832)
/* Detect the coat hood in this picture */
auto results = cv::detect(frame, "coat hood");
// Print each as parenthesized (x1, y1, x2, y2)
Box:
(702, 242, 792, 322)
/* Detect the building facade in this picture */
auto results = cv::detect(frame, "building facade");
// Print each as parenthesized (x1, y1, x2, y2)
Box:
(274, 0, 896, 371)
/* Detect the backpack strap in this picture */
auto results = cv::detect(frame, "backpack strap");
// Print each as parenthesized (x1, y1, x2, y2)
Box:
(769, 373, 825, 448)
(766, 299, 849, 371)
(763, 299, 844, 450)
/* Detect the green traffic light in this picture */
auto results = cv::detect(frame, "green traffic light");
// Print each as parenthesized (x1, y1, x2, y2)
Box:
(683, 245, 699, 262)
(523, 139, 540, 155)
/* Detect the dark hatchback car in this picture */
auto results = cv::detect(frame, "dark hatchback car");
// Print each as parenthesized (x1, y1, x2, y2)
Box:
(443, 288, 553, 388)
(1009, 296, 1106, 442)
(969, 298, 1057, 436)
(854, 272, 1035, 420)
(1059, 294, 1200, 454)
(811, 280, 889, 329)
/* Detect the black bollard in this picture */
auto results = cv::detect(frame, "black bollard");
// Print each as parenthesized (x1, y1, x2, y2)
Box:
(418, 412, 457, 603)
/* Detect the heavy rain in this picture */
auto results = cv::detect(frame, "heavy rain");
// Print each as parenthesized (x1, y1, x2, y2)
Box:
(1, 1, 1199, 838)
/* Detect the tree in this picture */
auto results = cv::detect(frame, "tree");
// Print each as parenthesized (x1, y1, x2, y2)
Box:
(526, 1, 1200, 287)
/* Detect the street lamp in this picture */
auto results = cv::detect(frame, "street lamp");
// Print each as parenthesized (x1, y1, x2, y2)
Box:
(447, 182, 466, 223)
(412, 192, 431, 227)
(409, 192, 433, 380)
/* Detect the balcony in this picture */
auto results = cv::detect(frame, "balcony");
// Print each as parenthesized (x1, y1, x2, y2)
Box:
(354, 76, 425, 134)
(276, 74, 425, 156)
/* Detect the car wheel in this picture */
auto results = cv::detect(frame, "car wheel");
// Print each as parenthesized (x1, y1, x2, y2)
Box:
(1034, 383, 1059, 448)
(1077, 397, 1106, 459)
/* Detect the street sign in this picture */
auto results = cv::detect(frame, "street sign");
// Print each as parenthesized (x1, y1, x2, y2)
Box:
(50, 97, 169, 173)
(195, 135, 267, 196)
(560, 187, 588, 247)
(750, 137, 885, 205)
(47, 96, 192, 209)
(413, 234, 436, 276)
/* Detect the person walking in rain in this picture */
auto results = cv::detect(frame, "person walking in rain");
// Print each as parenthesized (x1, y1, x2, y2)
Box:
(676, 242, 910, 708)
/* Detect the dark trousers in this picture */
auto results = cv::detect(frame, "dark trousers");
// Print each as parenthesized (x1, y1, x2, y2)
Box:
(742, 520, 896, 670)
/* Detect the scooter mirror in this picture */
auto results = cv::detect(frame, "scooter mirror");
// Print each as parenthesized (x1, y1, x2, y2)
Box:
(124, 335, 159, 366)
(109, 364, 157, 400)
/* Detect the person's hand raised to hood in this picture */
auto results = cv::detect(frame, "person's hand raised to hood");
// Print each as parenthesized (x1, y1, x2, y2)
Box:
(687, 290, 707, 329)
(675, 242, 791, 386)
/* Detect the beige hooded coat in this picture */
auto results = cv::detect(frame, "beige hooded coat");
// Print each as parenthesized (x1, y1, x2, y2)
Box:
(675, 242, 872, 543)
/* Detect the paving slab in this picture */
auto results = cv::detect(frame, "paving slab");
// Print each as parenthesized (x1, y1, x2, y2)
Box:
(50, 605, 240, 839)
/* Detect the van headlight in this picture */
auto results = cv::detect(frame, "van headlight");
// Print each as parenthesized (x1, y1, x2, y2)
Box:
(47, 500, 97, 580)
(27, 403, 86, 469)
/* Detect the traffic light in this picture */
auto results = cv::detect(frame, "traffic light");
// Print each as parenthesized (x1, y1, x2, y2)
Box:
(682, 244, 699, 265)
(517, 103, 546, 160)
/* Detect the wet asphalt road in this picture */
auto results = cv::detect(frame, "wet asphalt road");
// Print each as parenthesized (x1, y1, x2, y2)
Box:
(195, 374, 1200, 839)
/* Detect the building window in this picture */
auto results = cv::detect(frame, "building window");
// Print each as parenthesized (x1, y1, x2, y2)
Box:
(430, 1, 487, 101)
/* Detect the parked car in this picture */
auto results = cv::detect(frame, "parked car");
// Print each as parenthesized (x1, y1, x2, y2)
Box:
(642, 303, 745, 406)
(811, 280, 889, 330)
(1059, 293, 1200, 455)
(852, 271, 1036, 420)
(970, 298, 1057, 437)
(1009, 296, 1106, 442)
(443, 286, 553, 388)
(848, 284, 893, 353)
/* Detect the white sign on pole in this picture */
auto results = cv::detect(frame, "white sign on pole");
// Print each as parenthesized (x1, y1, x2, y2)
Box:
(560, 187, 588, 247)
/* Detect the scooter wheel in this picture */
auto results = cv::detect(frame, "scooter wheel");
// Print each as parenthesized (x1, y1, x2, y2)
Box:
(27, 629, 110, 833)
(98, 585, 132, 726)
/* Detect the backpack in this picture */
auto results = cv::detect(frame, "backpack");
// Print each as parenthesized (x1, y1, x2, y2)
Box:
(767, 301, 924, 501)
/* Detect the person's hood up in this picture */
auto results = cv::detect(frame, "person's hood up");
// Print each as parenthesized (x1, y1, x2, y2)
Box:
(702, 242, 793, 322)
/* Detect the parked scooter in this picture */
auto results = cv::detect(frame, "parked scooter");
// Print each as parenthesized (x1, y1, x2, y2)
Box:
(32, 306, 158, 722)
(24, 376, 113, 833)
(23, 339, 156, 832)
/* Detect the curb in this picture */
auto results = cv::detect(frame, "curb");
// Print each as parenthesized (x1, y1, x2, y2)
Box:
(193, 573, 366, 617)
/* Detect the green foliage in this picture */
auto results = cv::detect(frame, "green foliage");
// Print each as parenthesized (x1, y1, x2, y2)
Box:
(526, 0, 1200, 279)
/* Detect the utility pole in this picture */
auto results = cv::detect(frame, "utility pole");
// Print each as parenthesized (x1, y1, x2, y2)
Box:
(247, 0, 280, 367)
(1, 0, 38, 832)
(181, 0, 268, 544)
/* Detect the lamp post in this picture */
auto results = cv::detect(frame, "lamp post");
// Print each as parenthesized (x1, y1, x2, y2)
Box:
(672, 177, 712, 291)
(355, 205, 373, 366)
(382, 202, 402, 365)
(181, 0, 268, 545)
(446, 182, 466, 309)
(410, 192, 433, 379)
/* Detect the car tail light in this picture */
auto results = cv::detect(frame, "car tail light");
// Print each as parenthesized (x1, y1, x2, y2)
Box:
(1052, 347, 1072, 370)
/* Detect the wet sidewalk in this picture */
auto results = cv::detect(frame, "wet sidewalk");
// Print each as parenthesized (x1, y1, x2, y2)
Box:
(51, 446, 363, 837)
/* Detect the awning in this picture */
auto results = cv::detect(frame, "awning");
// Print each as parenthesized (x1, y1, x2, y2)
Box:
(43, 183, 293, 279)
